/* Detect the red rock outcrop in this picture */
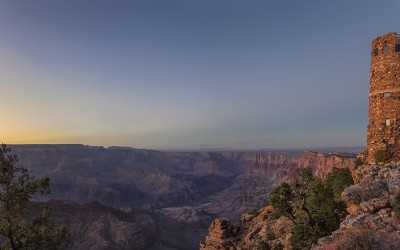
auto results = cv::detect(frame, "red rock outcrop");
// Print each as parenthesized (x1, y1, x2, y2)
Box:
(200, 218, 240, 250)
(223, 150, 355, 178)
(200, 206, 293, 250)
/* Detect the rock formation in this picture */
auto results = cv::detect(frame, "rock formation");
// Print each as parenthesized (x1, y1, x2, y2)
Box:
(200, 206, 293, 250)
(9, 145, 355, 213)
(315, 165, 400, 249)
(199, 164, 400, 250)
(199, 218, 240, 250)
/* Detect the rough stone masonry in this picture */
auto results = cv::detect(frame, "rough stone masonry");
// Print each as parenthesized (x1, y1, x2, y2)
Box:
(367, 32, 400, 164)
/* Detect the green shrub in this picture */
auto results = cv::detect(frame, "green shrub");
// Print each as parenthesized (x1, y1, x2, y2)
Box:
(354, 158, 363, 168)
(325, 167, 354, 200)
(271, 167, 348, 250)
(375, 150, 389, 163)
(248, 209, 260, 216)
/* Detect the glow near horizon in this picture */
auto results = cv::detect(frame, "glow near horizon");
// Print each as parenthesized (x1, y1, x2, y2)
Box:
(1, 0, 399, 149)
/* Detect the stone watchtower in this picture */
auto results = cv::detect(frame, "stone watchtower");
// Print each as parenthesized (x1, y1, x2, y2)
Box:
(367, 32, 400, 164)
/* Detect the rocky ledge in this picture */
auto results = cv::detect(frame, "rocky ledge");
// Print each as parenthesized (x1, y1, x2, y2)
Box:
(314, 165, 400, 249)
(200, 165, 400, 250)
(200, 206, 292, 250)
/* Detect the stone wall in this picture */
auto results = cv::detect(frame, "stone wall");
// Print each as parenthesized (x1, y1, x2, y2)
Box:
(367, 32, 400, 164)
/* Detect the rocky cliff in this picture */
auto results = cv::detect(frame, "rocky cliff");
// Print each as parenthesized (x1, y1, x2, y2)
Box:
(10, 145, 355, 213)
(223, 150, 355, 178)
(315, 165, 400, 249)
(200, 205, 293, 250)
(200, 165, 400, 250)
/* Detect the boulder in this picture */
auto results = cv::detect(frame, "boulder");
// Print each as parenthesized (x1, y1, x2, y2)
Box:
(341, 180, 388, 204)
(359, 197, 389, 213)
(200, 218, 239, 250)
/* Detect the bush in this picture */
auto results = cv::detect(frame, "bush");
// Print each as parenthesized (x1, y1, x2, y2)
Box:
(354, 158, 363, 168)
(374, 150, 389, 163)
(248, 209, 260, 216)
(325, 167, 354, 200)
(271, 167, 348, 250)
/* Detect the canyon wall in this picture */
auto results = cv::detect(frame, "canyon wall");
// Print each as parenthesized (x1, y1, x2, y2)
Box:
(7, 145, 356, 249)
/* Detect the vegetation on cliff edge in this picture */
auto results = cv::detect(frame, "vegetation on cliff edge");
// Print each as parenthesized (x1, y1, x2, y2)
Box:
(271, 167, 353, 250)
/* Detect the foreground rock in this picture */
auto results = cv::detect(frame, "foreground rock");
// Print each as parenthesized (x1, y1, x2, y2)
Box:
(201, 165, 400, 250)
(314, 165, 400, 249)
(200, 218, 240, 249)
(200, 206, 292, 250)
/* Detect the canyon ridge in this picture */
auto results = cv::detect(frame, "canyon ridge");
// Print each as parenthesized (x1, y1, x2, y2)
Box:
(9, 144, 357, 249)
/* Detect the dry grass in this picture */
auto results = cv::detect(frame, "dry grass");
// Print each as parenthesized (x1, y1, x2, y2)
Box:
(324, 229, 381, 250)
(323, 229, 400, 249)
(346, 204, 359, 215)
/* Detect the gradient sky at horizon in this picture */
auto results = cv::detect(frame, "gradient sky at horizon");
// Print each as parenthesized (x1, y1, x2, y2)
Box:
(1, 0, 399, 150)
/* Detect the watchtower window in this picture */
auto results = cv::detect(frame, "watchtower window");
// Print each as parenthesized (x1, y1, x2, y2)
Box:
(383, 45, 389, 54)
(396, 44, 400, 52)
(374, 48, 379, 56)
(384, 92, 391, 97)
(386, 119, 391, 126)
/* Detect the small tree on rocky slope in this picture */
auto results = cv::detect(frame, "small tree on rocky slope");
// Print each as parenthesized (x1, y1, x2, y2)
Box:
(271, 167, 351, 250)
(0, 143, 69, 249)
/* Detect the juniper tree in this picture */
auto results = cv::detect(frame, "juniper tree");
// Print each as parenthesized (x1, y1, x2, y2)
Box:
(0, 143, 69, 250)
(271, 167, 349, 250)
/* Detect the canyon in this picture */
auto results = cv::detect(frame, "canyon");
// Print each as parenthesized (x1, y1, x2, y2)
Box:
(9, 144, 357, 249)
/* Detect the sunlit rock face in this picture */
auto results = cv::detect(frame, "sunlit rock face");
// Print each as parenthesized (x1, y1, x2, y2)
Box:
(315, 165, 400, 250)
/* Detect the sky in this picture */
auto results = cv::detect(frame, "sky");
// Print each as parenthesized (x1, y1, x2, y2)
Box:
(1, 0, 399, 150)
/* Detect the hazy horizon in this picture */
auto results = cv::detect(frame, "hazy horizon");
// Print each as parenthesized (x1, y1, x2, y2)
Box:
(6, 143, 364, 153)
(2, 0, 400, 149)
